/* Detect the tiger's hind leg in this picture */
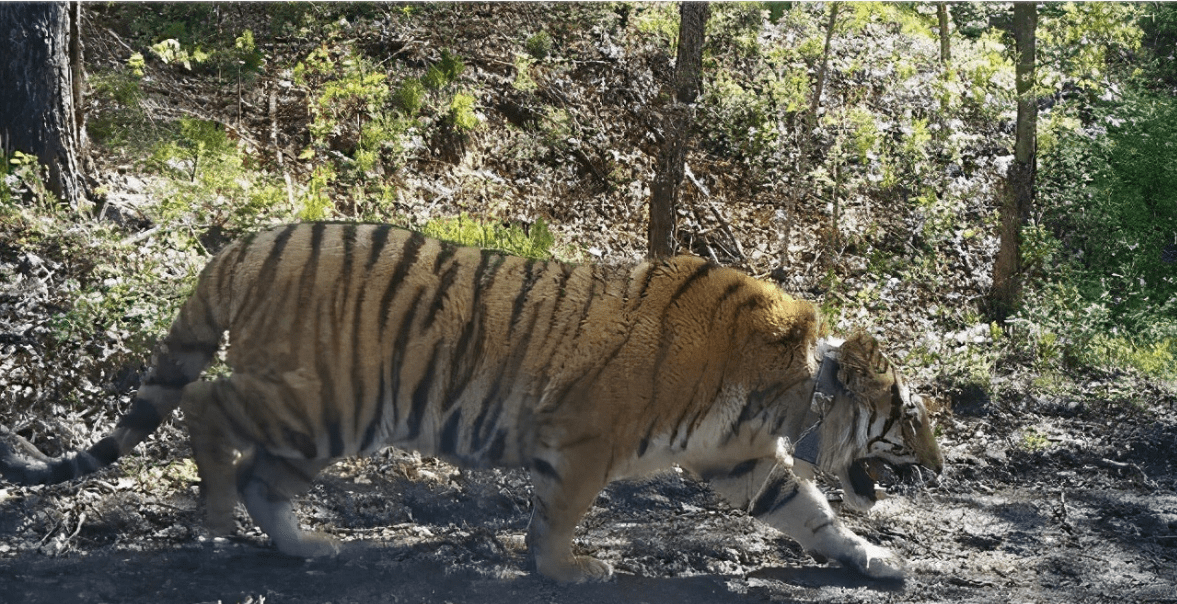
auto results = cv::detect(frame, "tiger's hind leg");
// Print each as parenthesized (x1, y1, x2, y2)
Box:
(183, 380, 244, 538)
(184, 379, 336, 557)
(526, 445, 613, 583)
(240, 449, 338, 558)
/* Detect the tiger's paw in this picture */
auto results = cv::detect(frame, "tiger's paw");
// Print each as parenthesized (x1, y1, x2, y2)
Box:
(536, 554, 614, 583)
(838, 542, 905, 581)
(277, 532, 342, 559)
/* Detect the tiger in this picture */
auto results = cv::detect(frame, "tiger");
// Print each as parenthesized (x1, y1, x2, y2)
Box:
(1, 222, 942, 583)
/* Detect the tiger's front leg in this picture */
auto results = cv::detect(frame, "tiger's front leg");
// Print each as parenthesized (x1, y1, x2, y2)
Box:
(693, 455, 904, 580)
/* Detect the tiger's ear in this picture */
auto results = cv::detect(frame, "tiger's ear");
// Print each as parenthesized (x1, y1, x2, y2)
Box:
(837, 332, 896, 404)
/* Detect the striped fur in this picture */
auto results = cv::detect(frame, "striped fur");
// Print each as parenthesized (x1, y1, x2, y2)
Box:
(0, 222, 941, 582)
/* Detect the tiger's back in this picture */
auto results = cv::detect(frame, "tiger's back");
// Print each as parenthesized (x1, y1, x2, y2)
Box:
(201, 223, 811, 468)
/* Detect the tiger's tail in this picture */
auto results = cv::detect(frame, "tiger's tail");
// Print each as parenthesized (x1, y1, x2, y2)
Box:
(0, 262, 228, 486)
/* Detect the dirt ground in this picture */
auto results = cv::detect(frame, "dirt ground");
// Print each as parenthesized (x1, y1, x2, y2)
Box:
(2, 387, 1175, 604)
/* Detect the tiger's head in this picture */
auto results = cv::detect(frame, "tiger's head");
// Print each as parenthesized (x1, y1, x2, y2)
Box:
(809, 332, 943, 512)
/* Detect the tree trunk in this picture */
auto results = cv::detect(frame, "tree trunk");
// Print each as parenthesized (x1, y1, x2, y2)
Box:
(778, 2, 839, 270)
(648, 2, 709, 260)
(0, 2, 88, 208)
(990, 2, 1037, 319)
(809, 3, 840, 123)
(937, 2, 951, 65)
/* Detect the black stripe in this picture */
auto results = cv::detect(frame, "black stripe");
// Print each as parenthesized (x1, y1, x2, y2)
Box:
(810, 520, 833, 534)
(481, 249, 508, 288)
(377, 231, 426, 334)
(568, 266, 602, 346)
(328, 248, 353, 434)
(318, 357, 341, 455)
(665, 261, 715, 313)
(373, 233, 425, 435)
(736, 293, 769, 314)
(406, 342, 440, 440)
(477, 271, 545, 451)
(338, 223, 358, 324)
(366, 224, 394, 270)
(636, 262, 658, 300)
(868, 394, 905, 449)
(361, 373, 387, 452)
(646, 262, 717, 414)
(432, 240, 457, 273)
(487, 430, 507, 462)
(546, 263, 575, 325)
(508, 261, 542, 336)
(636, 419, 658, 457)
(116, 398, 163, 433)
(50, 458, 78, 483)
(211, 237, 244, 296)
(211, 233, 255, 323)
(728, 459, 759, 479)
(87, 437, 121, 466)
(749, 480, 800, 518)
(248, 224, 298, 309)
(282, 426, 318, 459)
(469, 382, 502, 451)
(424, 257, 461, 329)
(526, 264, 580, 402)
(441, 251, 495, 412)
(327, 420, 345, 458)
(144, 364, 191, 390)
(532, 458, 560, 482)
(714, 281, 744, 314)
(677, 410, 707, 450)
(303, 225, 340, 454)
(389, 287, 426, 429)
(439, 409, 462, 456)
(350, 228, 372, 456)
(667, 366, 712, 448)
(166, 341, 219, 356)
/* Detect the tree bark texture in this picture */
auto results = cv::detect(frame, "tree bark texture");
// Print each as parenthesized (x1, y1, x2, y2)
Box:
(648, 2, 709, 260)
(990, 2, 1037, 319)
(0, 2, 88, 208)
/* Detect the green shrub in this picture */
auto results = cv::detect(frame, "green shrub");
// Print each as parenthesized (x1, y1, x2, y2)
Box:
(393, 77, 425, 115)
(423, 50, 464, 90)
(1, 151, 54, 209)
(1038, 93, 1177, 334)
(150, 118, 285, 230)
(299, 164, 337, 221)
(512, 54, 538, 92)
(421, 215, 555, 260)
(525, 31, 553, 60)
(447, 92, 479, 132)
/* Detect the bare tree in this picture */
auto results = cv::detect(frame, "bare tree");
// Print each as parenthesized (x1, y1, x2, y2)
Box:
(809, 2, 841, 124)
(989, 2, 1037, 319)
(648, 2, 709, 260)
(778, 2, 840, 269)
(0, 2, 89, 208)
(938, 2, 951, 65)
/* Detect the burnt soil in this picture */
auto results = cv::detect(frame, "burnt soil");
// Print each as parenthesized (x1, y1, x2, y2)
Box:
(2, 385, 1175, 604)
